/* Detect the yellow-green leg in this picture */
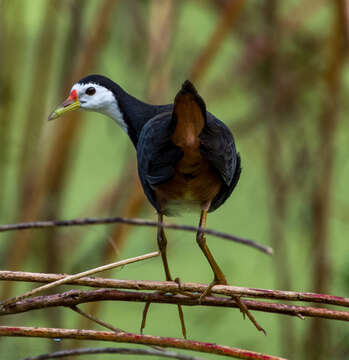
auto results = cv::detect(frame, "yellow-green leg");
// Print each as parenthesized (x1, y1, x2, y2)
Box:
(197, 209, 265, 334)
(141, 214, 187, 338)
(196, 209, 227, 300)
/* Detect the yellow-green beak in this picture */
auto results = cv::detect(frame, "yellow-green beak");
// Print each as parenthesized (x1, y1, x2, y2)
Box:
(48, 90, 80, 120)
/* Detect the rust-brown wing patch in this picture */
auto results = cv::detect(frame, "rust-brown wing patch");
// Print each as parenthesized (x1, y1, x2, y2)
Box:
(171, 80, 206, 149)
(154, 81, 222, 214)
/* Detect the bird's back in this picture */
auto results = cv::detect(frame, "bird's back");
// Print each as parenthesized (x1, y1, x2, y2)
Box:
(137, 82, 241, 216)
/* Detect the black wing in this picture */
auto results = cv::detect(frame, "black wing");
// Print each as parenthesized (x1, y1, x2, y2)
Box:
(137, 111, 183, 213)
(137, 80, 241, 214)
(200, 113, 241, 212)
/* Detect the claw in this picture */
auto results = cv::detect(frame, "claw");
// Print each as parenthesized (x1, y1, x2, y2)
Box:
(232, 295, 266, 335)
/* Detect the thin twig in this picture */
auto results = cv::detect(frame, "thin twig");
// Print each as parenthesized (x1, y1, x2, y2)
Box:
(22, 347, 204, 360)
(0, 216, 273, 255)
(70, 305, 123, 333)
(70, 305, 165, 352)
(141, 301, 151, 335)
(1, 288, 348, 322)
(1, 271, 347, 307)
(0, 252, 158, 309)
(0, 325, 287, 360)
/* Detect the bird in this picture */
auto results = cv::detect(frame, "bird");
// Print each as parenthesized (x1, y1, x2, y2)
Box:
(49, 75, 243, 336)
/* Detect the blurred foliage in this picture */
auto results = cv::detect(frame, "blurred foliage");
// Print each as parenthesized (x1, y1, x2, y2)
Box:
(0, 0, 349, 359)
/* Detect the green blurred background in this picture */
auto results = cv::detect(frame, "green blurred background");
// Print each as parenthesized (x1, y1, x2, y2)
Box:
(0, 0, 348, 359)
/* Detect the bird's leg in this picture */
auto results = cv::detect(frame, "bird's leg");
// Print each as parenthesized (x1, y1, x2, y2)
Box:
(197, 209, 266, 334)
(140, 214, 187, 338)
(196, 209, 227, 300)
(157, 215, 194, 296)
(157, 214, 173, 282)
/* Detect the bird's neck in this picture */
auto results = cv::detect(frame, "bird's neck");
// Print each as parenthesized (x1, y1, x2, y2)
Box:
(105, 82, 171, 146)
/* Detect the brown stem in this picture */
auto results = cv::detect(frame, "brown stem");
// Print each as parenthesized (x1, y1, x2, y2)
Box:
(0, 252, 158, 308)
(306, 1, 347, 358)
(0, 271, 347, 307)
(0, 216, 272, 255)
(22, 347, 204, 360)
(0, 325, 287, 360)
(70, 305, 164, 353)
(1, 288, 348, 322)
(70, 305, 123, 333)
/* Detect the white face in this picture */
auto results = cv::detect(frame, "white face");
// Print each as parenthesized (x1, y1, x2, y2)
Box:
(71, 82, 128, 132)
(71, 83, 113, 110)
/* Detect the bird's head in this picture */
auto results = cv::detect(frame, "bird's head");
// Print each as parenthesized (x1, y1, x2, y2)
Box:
(48, 75, 125, 127)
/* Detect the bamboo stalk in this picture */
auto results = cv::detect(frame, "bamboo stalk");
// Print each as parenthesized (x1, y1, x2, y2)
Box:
(1, 0, 119, 301)
(305, 1, 347, 358)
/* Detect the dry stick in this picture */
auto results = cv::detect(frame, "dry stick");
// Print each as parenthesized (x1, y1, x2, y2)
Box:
(1, 288, 348, 322)
(70, 305, 123, 333)
(0, 217, 273, 255)
(70, 305, 165, 352)
(0, 252, 159, 309)
(141, 302, 151, 334)
(0, 326, 287, 360)
(22, 347, 204, 360)
(1, 271, 347, 307)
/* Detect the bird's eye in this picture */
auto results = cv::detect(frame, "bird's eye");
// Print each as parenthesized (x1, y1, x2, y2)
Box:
(85, 87, 96, 96)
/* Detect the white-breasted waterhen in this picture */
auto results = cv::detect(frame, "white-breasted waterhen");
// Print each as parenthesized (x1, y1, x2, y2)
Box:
(49, 75, 263, 336)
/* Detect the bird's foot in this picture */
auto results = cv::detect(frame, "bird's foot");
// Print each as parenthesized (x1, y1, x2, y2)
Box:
(173, 277, 198, 298)
(231, 295, 266, 335)
(198, 278, 266, 335)
(198, 277, 227, 304)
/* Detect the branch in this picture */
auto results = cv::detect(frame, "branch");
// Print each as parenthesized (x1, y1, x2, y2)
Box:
(70, 302, 167, 353)
(0, 252, 158, 308)
(70, 305, 123, 333)
(0, 216, 273, 255)
(1, 288, 348, 322)
(0, 326, 287, 360)
(22, 347, 204, 360)
(0, 271, 347, 307)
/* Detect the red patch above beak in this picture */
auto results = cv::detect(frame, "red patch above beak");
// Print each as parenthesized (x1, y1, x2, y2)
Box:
(68, 89, 78, 101)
